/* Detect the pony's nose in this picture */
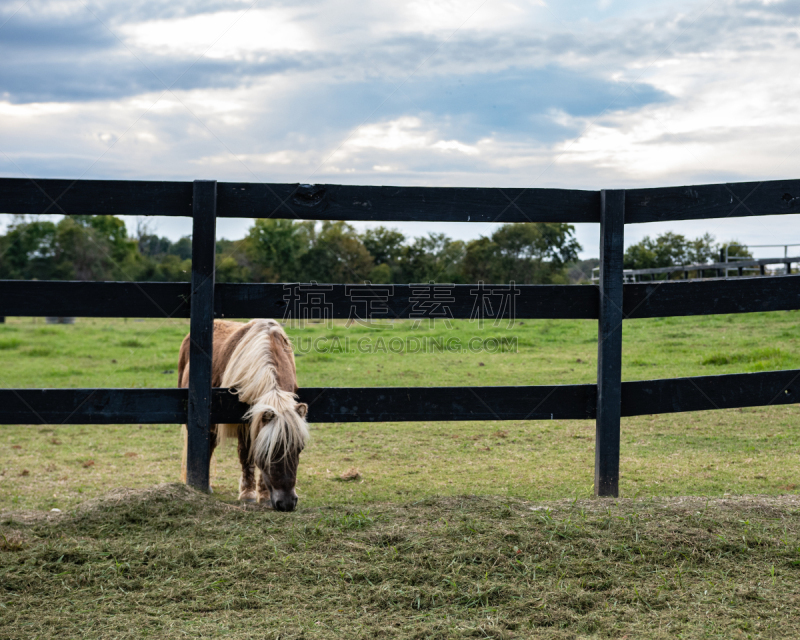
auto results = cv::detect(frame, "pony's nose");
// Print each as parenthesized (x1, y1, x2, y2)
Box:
(274, 495, 297, 512)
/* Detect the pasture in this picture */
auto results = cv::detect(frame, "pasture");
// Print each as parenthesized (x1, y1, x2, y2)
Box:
(1, 312, 799, 637)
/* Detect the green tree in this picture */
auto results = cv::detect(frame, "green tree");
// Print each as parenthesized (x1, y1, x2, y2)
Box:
(246, 219, 313, 282)
(361, 227, 406, 264)
(685, 233, 718, 264)
(461, 223, 581, 284)
(623, 232, 749, 278)
(72, 215, 137, 266)
(53, 217, 117, 280)
(719, 240, 753, 261)
(170, 236, 193, 261)
(216, 255, 252, 283)
(398, 233, 465, 283)
(367, 263, 393, 284)
(460, 237, 497, 282)
(303, 221, 374, 283)
(360, 226, 407, 283)
(139, 234, 174, 257)
(624, 232, 684, 270)
(0, 217, 61, 280)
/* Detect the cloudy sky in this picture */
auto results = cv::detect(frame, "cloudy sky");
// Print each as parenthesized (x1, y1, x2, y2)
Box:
(1, 0, 799, 258)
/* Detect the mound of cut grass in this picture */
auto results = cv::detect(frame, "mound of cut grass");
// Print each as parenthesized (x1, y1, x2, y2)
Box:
(702, 347, 786, 367)
(2, 485, 800, 639)
(118, 338, 147, 348)
(0, 339, 22, 350)
(22, 347, 54, 357)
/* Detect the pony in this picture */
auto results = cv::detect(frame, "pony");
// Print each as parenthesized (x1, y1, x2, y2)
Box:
(178, 319, 309, 511)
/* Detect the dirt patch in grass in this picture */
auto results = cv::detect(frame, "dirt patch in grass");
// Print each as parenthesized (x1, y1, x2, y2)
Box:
(2, 485, 799, 639)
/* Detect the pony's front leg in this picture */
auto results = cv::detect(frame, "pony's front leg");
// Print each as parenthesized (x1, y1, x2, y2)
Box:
(257, 470, 271, 505)
(237, 426, 257, 503)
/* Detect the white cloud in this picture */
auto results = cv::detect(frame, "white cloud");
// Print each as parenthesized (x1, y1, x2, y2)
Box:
(553, 42, 800, 181)
(328, 117, 481, 172)
(397, 0, 537, 34)
(120, 8, 315, 59)
(342, 117, 431, 152)
(0, 101, 72, 118)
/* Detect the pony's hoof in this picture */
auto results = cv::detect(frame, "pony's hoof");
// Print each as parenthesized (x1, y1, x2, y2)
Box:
(238, 490, 257, 503)
(257, 492, 271, 505)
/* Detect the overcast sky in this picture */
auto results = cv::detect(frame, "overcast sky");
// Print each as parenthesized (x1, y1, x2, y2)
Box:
(1, 0, 799, 258)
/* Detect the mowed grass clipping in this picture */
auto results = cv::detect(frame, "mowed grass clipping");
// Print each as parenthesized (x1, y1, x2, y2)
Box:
(2, 485, 800, 638)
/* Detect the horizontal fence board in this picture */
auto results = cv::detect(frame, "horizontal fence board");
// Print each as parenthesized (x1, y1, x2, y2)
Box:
(217, 182, 600, 222)
(626, 179, 800, 223)
(0, 369, 796, 424)
(294, 385, 596, 422)
(0, 281, 598, 320)
(621, 369, 799, 416)
(0, 178, 600, 223)
(4, 177, 800, 224)
(0, 178, 192, 217)
(0, 281, 191, 318)
(623, 274, 800, 318)
(0, 389, 188, 424)
(217, 282, 598, 320)
(216, 183, 601, 223)
(0, 386, 596, 424)
(3, 276, 797, 321)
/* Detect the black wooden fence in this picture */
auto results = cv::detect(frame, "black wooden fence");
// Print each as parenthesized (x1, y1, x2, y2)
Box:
(1, 177, 799, 496)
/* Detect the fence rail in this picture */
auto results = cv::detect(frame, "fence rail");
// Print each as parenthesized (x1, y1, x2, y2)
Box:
(2, 276, 799, 319)
(2, 177, 799, 222)
(1, 176, 799, 497)
(1, 368, 797, 424)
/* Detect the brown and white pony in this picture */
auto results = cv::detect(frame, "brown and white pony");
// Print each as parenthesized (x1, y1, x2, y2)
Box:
(178, 319, 309, 512)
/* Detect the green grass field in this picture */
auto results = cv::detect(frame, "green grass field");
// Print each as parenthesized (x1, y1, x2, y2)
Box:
(1, 312, 798, 511)
(1, 312, 799, 638)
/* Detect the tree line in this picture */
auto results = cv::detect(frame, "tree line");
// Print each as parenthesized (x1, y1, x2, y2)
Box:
(0, 215, 583, 284)
(0, 214, 748, 284)
(623, 231, 751, 275)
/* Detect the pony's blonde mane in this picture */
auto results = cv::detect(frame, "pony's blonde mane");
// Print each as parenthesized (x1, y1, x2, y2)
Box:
(220, 319, 309, 468)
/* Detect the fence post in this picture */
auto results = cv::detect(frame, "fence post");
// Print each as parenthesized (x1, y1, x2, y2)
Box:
(186, 180, 217, 492)
(595, 189, 625, 497)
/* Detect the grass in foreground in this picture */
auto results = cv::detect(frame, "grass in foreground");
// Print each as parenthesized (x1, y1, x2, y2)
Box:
(2, 485, 800, 639)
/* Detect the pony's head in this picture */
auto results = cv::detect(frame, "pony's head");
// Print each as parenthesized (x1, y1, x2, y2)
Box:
(249, 398, 309, 511)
